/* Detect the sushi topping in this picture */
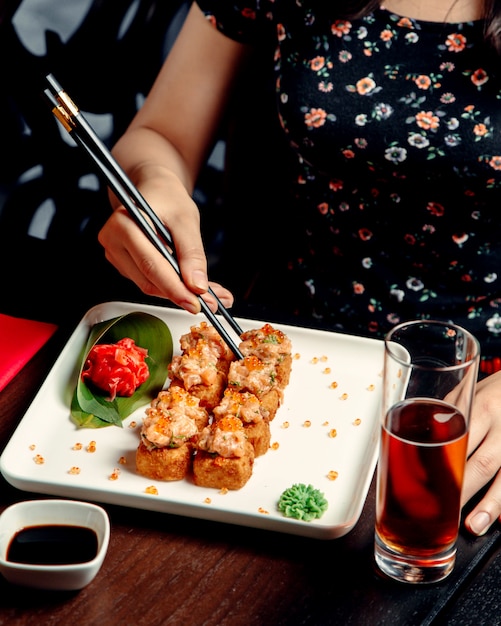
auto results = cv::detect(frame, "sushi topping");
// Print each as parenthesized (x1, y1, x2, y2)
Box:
(197, 416, 247, 458)
(213, 389, 263, 424)
(141, 387, 204, 449)
(169, 339, 219, 389)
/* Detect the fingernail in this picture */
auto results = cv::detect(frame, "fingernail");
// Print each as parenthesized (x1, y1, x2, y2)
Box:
(470, 511, 491, 536)
(180, 298, 201, 315)
(192, 270, 208, 291)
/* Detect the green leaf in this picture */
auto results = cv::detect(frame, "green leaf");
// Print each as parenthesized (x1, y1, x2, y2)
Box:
(70, 312, 173, 428)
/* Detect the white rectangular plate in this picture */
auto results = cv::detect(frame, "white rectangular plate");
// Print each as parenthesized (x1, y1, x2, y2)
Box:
(0, 301, 383, 539)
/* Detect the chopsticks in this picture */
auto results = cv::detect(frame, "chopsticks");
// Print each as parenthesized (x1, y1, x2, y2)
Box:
(43, 73, 244, 360)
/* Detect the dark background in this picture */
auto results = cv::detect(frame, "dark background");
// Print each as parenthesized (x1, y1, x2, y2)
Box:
(0, 0, 294, 330)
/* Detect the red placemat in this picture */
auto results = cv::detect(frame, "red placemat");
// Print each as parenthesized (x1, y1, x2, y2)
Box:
(0, 314, 58, 392)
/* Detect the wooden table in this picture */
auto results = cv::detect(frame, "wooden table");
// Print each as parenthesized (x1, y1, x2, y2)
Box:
(1, 325, 500, 626)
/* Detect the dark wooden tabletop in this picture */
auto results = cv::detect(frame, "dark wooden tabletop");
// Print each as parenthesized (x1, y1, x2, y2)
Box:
(0, 325, 500, 626)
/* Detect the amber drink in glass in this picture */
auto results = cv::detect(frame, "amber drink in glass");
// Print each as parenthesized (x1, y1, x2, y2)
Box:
(374, 320, 479, 584)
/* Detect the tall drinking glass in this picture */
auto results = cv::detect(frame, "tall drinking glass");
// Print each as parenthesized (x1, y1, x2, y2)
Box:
(374, 320, 480, 584)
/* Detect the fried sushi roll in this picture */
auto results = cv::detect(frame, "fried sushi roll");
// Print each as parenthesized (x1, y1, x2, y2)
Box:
(136, 386, 208, 481)
(193, 416, 254, 490)
(213, 389, 271, 457)
(168, 338, 228, 412)
(150, 386, 209, 431)
(239, 323, 293, 390)
(179, 320, 235, 365)
(227, 355, 282, 421)
(168, 321, 236, 411)
(136, 441, 193, 482)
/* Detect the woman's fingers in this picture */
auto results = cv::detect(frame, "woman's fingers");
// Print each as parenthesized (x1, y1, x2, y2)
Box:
(98, 209, 184, 301)
(463, 467, 501, 536)
(98, 208, 233, 313)
(206, 282, 235, 310)
(461, 371, 501, 535)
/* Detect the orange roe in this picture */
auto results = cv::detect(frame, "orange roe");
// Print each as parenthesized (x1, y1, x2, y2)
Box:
(170, 387, 200, 406)
(244, 355, 265, 371)
(218, 416, 244, 432)
(261, 323, 286, 343)
(221, 389, 246, 412)
(189, 340, 209, 359)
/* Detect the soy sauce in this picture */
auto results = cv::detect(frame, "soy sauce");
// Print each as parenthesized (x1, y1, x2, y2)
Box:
(7, 525, 98, 565)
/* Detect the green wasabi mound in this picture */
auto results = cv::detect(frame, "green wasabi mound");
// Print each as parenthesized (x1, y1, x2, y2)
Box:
(277, 483, 328, 521)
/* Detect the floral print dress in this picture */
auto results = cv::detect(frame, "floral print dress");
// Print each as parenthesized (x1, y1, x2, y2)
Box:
(197, 0, 501, 362)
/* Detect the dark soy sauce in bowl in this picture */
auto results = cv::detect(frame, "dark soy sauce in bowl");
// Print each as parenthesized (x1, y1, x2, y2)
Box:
(7, 525, 98, 565)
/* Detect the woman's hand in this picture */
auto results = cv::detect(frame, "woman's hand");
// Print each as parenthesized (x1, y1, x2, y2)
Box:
(98, 170, 234, 314)
(462, 369, 501, 535)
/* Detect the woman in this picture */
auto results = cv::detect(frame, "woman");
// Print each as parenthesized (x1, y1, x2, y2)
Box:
(99, 1, 501, 536)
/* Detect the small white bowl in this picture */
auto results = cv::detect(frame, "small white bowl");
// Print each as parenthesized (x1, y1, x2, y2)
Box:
(0, 499, 110, 590)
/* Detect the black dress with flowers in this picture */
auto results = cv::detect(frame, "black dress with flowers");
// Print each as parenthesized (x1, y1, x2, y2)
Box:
(198, 1, 501, 362)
